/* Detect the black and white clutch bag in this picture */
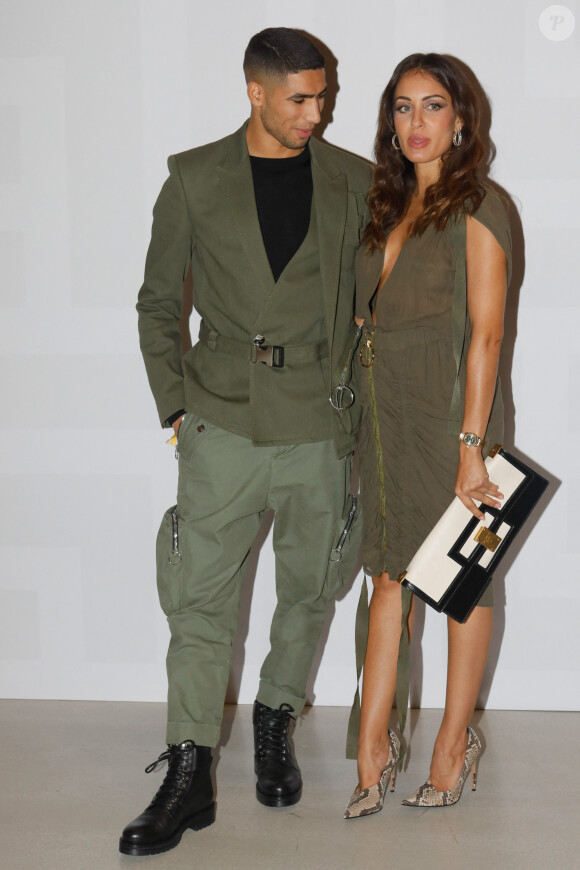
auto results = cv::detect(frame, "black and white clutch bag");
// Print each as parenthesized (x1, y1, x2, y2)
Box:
(396, 445, 549, 623)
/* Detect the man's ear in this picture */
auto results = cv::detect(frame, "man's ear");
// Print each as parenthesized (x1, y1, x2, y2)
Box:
(247, 80, 266, 108)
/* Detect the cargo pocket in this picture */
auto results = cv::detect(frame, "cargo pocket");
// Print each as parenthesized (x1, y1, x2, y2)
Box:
(322, 494, 362, 601)
(176, 411, 212, 463)
(156, 505, 183, 616)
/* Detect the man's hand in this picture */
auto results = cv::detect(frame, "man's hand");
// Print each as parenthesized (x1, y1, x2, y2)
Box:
(172, 414, 185, 437)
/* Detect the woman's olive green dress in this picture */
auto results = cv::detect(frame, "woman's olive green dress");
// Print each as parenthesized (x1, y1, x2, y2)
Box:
(347, 189, 512, 751)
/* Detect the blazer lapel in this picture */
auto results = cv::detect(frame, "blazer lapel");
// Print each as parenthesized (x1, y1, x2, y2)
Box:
(310, 138, 348, 346)
(217, 123, 275, 297)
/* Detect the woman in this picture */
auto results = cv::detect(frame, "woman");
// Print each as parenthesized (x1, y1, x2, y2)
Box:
(344, 53, 511, 818)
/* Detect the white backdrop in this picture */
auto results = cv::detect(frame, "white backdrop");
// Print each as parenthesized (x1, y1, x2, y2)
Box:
(0, 0, 577, 713)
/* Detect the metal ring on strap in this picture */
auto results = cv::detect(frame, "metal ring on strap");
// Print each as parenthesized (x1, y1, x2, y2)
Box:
(329, 384, 355, 411)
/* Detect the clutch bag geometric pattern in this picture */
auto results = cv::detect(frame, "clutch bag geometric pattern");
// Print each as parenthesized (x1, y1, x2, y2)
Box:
(397, 445, 549, 623)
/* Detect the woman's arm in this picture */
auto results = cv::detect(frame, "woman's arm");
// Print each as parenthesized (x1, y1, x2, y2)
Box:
(454, 216, 508, 519)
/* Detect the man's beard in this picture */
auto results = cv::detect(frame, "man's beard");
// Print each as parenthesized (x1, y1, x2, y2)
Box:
(260, 110, 309, 151)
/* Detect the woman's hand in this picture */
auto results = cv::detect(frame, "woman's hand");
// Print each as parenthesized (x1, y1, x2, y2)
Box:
(454, 449, 504, 520)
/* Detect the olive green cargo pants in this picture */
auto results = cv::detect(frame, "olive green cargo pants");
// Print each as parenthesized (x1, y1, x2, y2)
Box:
(156, 410, 359, 747)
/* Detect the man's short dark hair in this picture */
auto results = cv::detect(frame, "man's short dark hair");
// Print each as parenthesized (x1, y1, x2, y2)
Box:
(243, 28, 325, 82)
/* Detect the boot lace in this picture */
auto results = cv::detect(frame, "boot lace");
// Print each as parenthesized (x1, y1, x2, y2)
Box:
(256, 703, 295, 762)
(144, 741, 195, 812)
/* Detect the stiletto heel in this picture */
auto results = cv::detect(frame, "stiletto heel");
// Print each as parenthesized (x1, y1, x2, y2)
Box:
(401, 726, 482, 808)
(344, 729, 400, 819)
(389, 760, 397, 793)
(471, 754, 479, 791)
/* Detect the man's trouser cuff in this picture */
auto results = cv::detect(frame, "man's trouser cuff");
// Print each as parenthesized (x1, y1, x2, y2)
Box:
(257, 680, 306, 717)
(166, 720, 220, 749)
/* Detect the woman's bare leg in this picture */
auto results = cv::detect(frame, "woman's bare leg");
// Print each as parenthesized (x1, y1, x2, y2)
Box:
(429, 606, 493, 790)
(357, 574, 409, 789)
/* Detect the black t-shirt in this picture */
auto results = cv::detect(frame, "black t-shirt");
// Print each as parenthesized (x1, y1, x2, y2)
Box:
(250, 145, 313, 283)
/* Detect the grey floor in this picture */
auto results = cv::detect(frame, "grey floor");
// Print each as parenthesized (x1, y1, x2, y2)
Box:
(1, 701, 578, 870)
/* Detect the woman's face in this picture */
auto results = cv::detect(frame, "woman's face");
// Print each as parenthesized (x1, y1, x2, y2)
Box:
(393, 70, 462, 170)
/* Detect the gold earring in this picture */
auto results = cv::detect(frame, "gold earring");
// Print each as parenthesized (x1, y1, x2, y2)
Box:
(453, 129, 463, 148)
(392, 133, 401, 150)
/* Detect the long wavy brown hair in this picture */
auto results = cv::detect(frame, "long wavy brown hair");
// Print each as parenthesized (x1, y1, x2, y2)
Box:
(363, 53, 486, 251)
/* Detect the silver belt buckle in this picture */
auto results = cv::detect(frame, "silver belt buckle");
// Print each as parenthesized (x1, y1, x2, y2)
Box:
(253, 335, 284, 367)
(255, 345, 274, 365)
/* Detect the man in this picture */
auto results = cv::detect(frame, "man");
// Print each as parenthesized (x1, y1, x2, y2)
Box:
(120, 28, 371, 857)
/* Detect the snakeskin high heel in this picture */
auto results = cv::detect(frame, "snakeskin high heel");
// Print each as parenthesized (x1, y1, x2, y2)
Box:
(344, 729, 400, 819)
(401, 726, 482, 807)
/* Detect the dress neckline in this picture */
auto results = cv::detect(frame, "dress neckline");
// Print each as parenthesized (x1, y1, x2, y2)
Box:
(372, 234, 412, 324)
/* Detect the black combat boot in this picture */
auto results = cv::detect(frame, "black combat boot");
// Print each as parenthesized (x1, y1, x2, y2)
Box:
(253, 701, 302, 807)
(119, 741, 215, 856)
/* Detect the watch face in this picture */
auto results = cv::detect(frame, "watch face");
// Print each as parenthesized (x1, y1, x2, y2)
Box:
(463, 433, 479, 447)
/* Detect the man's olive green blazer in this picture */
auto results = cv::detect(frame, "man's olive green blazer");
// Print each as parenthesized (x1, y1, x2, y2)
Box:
(137, 122, 372, 457)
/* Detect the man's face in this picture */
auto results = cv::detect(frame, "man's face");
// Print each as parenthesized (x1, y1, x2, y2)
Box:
(252, 69, 327, 154)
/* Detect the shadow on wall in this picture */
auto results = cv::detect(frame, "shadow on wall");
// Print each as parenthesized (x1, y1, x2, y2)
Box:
(302, 30, 372, 166)
(296, 30, 338, 141)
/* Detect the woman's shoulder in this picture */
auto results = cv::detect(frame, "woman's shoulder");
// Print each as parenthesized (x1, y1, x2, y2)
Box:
(465, 184, 512, 284)
(468, 184, 512, 253)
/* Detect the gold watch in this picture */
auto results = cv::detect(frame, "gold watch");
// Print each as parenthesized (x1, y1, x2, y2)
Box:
(459, 432, 485, 448)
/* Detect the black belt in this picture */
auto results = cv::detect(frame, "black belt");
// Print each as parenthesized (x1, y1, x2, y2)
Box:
(198, 322, 328, 369)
